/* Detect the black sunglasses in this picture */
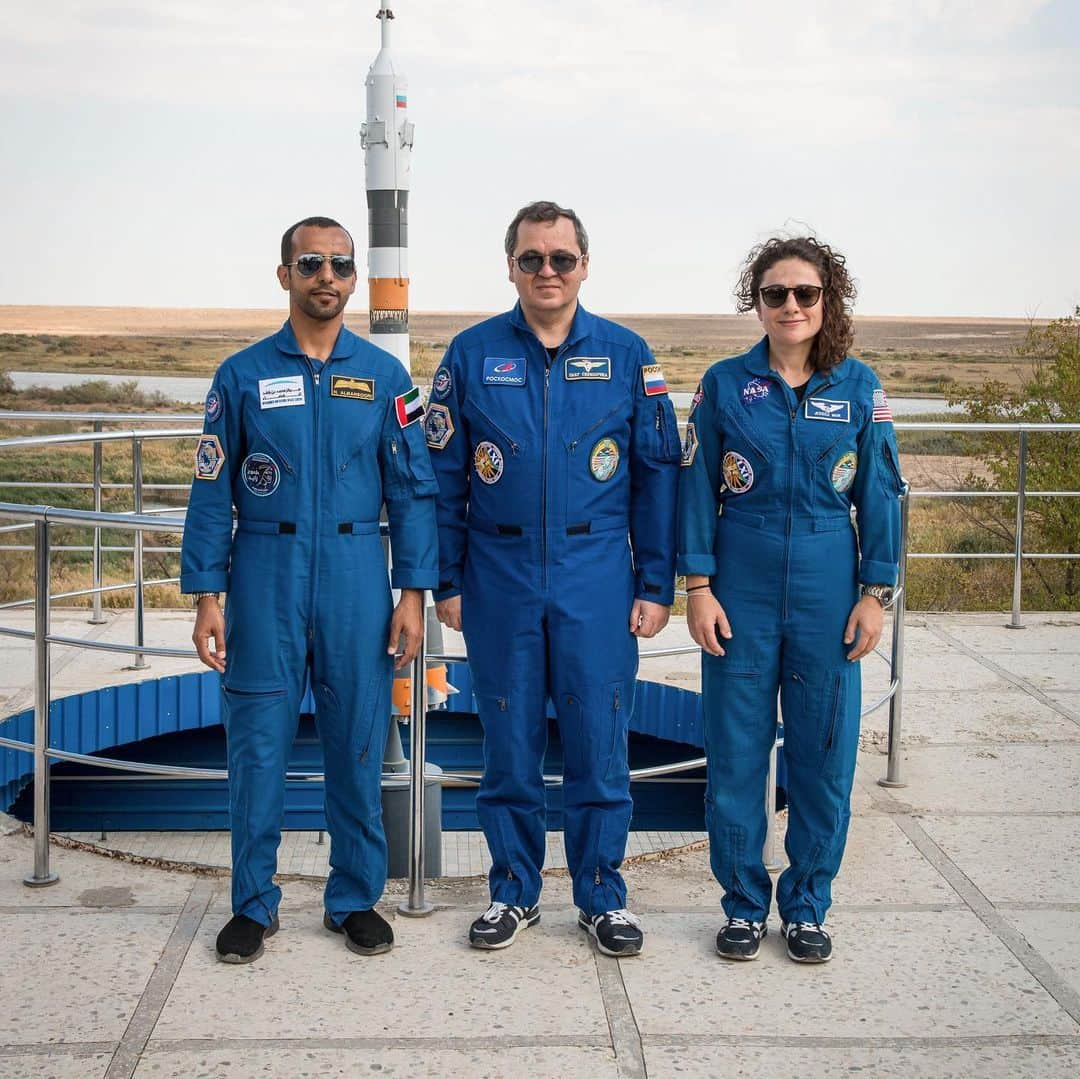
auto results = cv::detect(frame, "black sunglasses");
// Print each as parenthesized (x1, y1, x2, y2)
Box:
(514, 251, 582, 274)
(286, 253, 357, 279)
(757, 284, 823, 309)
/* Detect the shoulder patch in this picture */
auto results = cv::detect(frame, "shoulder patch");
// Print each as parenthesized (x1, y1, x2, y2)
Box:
(204, 388, 223, 422)
(872, 388, 894, 423)
(395, 386, 425, 427)
(681, 422, 699, 467)
(424, 403, 455, 449)
(641, 364, 668, 397)
(432, 366, 452, 399)
(194, 434, 224, 481)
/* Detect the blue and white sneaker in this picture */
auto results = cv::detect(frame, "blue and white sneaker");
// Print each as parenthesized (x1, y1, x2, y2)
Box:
(578, 908, 644, 957)
(469, 902, 540, 950)
(781, 920, 833, 963)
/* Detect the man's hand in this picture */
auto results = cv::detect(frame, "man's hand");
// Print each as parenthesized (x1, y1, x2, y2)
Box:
(435, 595, 462, 632)
(630, 598, 669, 639)
(192, 596, 226, 673)
(388, 589, 425, 670)
(686, 590, 733, 657)
(844, 594, 884, 661)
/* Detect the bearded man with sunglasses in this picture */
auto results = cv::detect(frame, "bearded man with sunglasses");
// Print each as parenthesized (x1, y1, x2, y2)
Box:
(181, 216, 438, 964)
(427, 200, 682, 956)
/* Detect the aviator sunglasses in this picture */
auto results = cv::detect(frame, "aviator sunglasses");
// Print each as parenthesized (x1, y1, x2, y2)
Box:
(286, 253, 357, 279)
(514, 251, 583, 274)
(757, 284, 823, 309)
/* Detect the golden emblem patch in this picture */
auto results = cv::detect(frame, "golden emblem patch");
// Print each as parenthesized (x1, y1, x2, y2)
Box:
(330, 375, 375, 401)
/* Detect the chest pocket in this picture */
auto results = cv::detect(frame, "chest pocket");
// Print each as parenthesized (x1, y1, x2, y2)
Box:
(719, 406, 771, 497)
(330, 393, 384, 474)
(242, 407, 297, 478)
(462, 401, 522, 458)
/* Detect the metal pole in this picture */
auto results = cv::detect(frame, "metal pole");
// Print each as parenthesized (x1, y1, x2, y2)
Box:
(89, 421, 105, 624)
(399, 613, 434, 916)
(763, 736, 782, 871)
(130, 438, 147, 669)
(1008, 430, 1028, 629)
(24, 518, 58, 886)
(880, 487, 910, 788)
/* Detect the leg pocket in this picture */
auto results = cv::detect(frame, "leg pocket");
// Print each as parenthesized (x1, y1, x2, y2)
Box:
(558, 680, 627, 783)
(783, 666, 852, 777)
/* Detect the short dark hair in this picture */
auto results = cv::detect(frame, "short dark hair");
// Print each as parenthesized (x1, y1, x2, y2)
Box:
(734, 235, 857, 374)
(280, 216, 355, 266)
(504, 200, 589, 256)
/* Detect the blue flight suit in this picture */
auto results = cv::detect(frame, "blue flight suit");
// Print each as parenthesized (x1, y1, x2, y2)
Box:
(180, 321, 438, 928)
(428, 302, 681, 915)
(677, 339, 903, 925)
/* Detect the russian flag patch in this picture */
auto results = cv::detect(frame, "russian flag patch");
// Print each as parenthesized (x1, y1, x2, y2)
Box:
(641, 364, 668, 397)
(395, 386, 425, 428)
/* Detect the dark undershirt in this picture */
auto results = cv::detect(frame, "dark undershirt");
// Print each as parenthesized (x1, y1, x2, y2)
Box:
(545, 345, 560, 365)
(792, 380, 811, 403)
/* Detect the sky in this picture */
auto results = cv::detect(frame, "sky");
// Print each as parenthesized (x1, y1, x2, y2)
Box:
(1, 1, 1077, 318)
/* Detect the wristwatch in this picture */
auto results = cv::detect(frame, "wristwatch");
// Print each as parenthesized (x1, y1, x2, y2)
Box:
(191, 591, 221, 606)
(860, 583, 894, 607)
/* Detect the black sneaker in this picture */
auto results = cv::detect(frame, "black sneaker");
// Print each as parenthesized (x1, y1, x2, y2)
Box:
(781, 920, 832, 963)
(215, 913, 279, 964)
(323, 909, 394, 955)
(578, 908, 644, 957)
(468, 902, 540, 949)
(715, 917, 767, 960)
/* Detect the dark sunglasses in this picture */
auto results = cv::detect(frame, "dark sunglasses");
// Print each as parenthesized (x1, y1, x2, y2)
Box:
(757, 284, 823, 309)
(286, 253, 357, 279)
(514, 251, 582, 274)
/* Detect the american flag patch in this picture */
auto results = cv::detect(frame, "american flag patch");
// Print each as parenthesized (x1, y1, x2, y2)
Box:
(395, 386, 425, 428)
(872, 388, 893, 423)
(642, 364, 668, 396)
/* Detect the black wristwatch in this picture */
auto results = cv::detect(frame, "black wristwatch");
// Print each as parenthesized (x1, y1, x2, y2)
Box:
(860, 583, 894, 606)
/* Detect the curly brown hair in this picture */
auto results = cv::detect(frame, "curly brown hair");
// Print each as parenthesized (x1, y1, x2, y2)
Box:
(734, 236, 857, 373)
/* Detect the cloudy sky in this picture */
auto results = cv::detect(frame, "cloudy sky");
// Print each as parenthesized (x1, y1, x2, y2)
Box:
(1, 1, 1076, 317)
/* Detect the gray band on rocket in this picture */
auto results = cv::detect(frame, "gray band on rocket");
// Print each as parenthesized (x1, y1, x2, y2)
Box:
(367, 189, 409, 249)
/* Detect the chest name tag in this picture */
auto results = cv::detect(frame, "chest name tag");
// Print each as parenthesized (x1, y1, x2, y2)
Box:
(483, 357, 527, 386)
(805, 397, 850, 423)
(330, 375, 375, 401)
(564, 356, 611, 381)
(259, 375, 306, 409)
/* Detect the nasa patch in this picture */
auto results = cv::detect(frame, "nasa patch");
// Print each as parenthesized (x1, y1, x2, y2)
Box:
(432, 366, 452, 399)
(741, 378, 769, 407)
(474, 441, 504, 484)
(424, 403, 455, 450)
(204, 388, 222, 422)
(722, 451, 754, 494)
(564, 356, 611, 381)
(805, 397, 851, 423)
(831, 451, 858, 493)
(589, 437, 619, 482)
(681, 422, 699, 467)
(483, 357, 526, 387)
(194, 435, 224, 481)
(241, 452, 280, 497)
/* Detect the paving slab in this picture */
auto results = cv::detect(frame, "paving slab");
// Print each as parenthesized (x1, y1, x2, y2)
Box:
(643, 1042, 1080, 1079)
(986, 651, 1080, 692)
(0, 909, 175, 1044)
(619, 910, 1077, 1039)
(1005, 910, 1080, 999)
(932, 617, 1080, 657)
(0, 1051, 113, 1079)
(919, 815, 1080, 905)
(154, 906, 608, 1042)
(134, 1045, 619, 1079)
(873, 743, 1080, 814)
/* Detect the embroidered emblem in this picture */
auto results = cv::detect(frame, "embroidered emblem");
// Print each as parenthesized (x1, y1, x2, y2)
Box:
(690, 382, 704, 413)
(873, 388, 894, 423)
(330, 375, 375, 400)
(258, 375, 305, 409)
(681, 422, 699, 467)
(741, 378, 770, 406)
(424, 403, 454, 450)
(204, 388, 222, 422)
(641, 364, 668, 396)
(483, 357, 526, 386)
(432, 366, 452, 399)
(805, 397, 851, 423)
(722, 451, 754, 494)
(194, 435, 224, 481)
(241, 452, 280, 497)
(565, 356, 611, 381)
(395, 386, 425, 427)
(831, 451, 858, 493)
(474, 441, 504, 484)
(589, 437, 619, 482)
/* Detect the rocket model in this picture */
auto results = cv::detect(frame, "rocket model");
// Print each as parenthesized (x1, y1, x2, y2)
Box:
(361, 3, 413, 371)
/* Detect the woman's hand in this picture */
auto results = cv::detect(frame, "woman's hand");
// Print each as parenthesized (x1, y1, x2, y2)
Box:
(686, 590, 733, 656)
(844, 594, 884, 661)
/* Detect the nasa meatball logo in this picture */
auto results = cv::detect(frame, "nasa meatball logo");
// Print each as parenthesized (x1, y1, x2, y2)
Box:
(589, 437, 619, 482)
(432, 366, 452, 400)
(722, 451, 754, 494)
(473, 441, 504, 484)
(831, 451, 858, 493)
(741, 378, 769, 407)
(241, 452, 280, 497)
(204, 388, 222, 422)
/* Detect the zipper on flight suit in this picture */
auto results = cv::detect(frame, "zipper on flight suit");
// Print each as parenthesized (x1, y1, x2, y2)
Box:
(304, 356, 324, 641)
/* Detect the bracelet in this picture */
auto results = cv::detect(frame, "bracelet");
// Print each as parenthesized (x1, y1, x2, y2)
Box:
(685, 584, 711, 593)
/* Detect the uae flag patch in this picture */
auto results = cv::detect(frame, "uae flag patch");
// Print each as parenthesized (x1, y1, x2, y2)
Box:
(395, 386, 425, 428)
(642, 364, 668, 396)
(872, 388, 893, 423)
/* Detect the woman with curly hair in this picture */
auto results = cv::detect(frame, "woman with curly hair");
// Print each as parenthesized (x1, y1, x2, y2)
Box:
(677, 236, 903, 963)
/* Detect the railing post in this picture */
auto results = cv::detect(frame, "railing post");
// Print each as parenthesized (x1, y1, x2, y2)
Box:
(880, 486, 910, 788)
(89, 421, 106, 625)
(129, 438, 148, 669)
(1008, 429, 1028, 629)
(24, 518, 58, 886)
(399, 614, 434, 916)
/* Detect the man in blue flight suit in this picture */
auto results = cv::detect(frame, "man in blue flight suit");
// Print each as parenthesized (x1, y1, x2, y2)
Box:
(181, 216, 438, 964)
(428, 201, 681, 956)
